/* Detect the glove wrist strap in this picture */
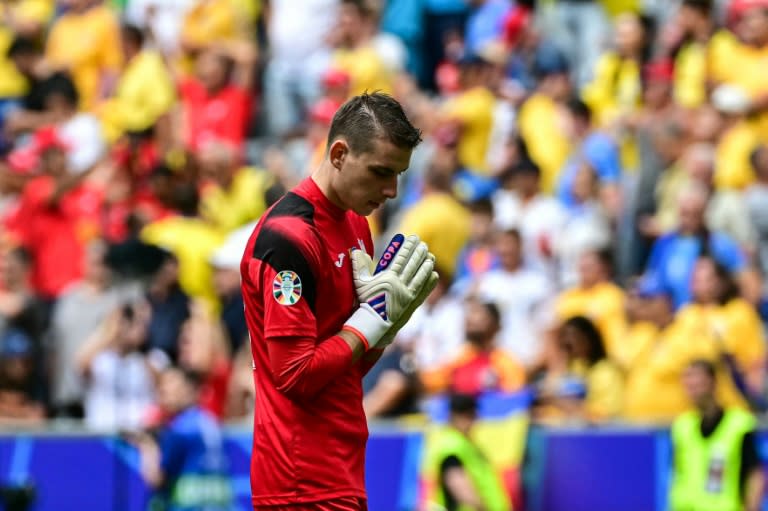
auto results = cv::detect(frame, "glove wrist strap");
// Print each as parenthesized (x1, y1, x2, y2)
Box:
(343, 305, 390, 351)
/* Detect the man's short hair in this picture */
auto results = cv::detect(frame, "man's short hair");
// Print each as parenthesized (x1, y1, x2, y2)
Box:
(468, 198, 494, 216)
(121, 23, 145, 49)
(166, 365, 205, 389)
(467, 296, 501, 327)
(566, 96, 592, 123)
(688, 359, 717, 382)
(449, 393, 478, 416)
(749, 144, 768, 173)
(326, 92, 422, 154)
(682, 0, 713, 15)
(341, 0, 373, 15)
(7, 36, 40, 59)
(42, 73, 79, 108)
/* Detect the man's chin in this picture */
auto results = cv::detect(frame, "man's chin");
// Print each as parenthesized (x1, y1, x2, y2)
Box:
(357, 202, 381, 216)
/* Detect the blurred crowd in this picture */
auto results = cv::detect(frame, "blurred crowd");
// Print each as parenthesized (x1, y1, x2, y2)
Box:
(1, 0, 768, 433)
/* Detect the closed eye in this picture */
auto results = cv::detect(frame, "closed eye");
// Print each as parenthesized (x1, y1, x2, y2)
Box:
(369, 165, 407, 178)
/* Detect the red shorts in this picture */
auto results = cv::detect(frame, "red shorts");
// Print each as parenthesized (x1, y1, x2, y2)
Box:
(254, 497, 368, 511)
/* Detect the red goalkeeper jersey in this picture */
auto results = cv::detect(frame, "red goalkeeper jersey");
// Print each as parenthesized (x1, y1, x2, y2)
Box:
(241, 178, 375, 506)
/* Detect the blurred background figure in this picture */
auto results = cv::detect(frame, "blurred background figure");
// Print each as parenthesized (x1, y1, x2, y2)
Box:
(669, 359, 763, 511)
(422, 393, 511, 511)
(134, 365, 233, 511)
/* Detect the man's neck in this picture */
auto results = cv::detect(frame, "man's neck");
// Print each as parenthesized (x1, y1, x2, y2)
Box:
(699, 400, 721, 421)
(469, 339, 495, 352)
(693, 23, 713, 43)
(311, 164, 347, 211)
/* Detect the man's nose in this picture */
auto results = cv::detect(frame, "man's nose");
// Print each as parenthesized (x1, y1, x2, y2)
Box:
(381, 176, 398, 199)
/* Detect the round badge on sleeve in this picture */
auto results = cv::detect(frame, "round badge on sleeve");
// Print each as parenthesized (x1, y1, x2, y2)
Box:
(273, 271, 302, 305)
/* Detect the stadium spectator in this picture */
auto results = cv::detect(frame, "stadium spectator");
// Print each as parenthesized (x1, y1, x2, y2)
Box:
(472, 228, 553, 366)
(177, 42, 255, 153)
(97, 23, 176, 144)
(453, 198, 500, 292)
(134, 365, 232, 510)
(76, 301, 156, 432)
(0, 329, 44, 427)
(179, 0, 243, 72)
(621, 276, 693, 423)
(208, 226, 250, 354)
(557, 97, 622, 220)
(537, 0, 611, 87)
(177, 300, 231, 421)
(0, 0, 53, 120)
(362, 343, 421, 419)
(745, 144, 768, 283)
(262, 0, 338, 136)
(516, 46, 572, 193)
(0, 246, 44, 350)
(196, 140, 272, 233)
(45, 0, 122, 111)
(4, 125, 104, 300)
(438, 51, 496, 175)
(143, 248, 190, 362)
(399, 163, 471, 276)
(668, 0, 719, 110)
(397, 267, 465, 371)
(48, 239, 127, 418)
(224, 341, 255, 421)
(555, 248, 625, 357)
(534, 315, 624, 423)
(330, 0, 394, 97)
(644, 182, 748, 309)
(140, 181, 225, 307)
(673, 256, 766, 409)
(123, 0, 195, 56)
(582, 11, 652, 147)
(493, 156, 567, 278)
(421, 298, 526, 396)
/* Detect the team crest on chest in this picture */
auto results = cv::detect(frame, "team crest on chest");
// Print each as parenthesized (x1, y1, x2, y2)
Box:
(273, 271, 302, 305)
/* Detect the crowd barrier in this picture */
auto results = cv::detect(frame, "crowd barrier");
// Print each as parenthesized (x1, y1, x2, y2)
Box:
(2, 398, 768, 511)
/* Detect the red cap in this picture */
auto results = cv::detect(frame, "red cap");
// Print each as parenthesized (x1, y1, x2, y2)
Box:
(31, 126, 70, 153)
(322, 68, 351, 90)
(6, 146, 39, 175)
(728, 0, 768, 23)
(309, 98, 342, 125)
(503, 6, 532, 48)
(6, 126, 69, 175)
(644, 59, 674, 83)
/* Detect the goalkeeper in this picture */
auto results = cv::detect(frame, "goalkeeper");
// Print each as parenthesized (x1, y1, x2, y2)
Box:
(240, 92, 437, 511)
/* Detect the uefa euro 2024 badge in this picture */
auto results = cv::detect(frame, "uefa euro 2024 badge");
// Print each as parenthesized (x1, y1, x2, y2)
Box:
(273, 271, 302, 305)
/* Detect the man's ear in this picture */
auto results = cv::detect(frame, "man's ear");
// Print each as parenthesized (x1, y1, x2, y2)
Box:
(329, 140, 348, 170)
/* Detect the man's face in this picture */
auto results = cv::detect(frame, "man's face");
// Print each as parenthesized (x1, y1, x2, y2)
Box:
(158, 369, 194, 414)
(739, 8, 768, 45)
(578, 252, 604, 288)
(464, 301, 497, 344)
(10, 53, 36, 77)
(196, 50, 228, 91)
(682, 365, 716, 406)
(331, 137, 412, 216)
(690, 258, 720, 303)
(678, 194, 706, 234)
(494, 232, 521, 271)
(337, 3, 365, 45)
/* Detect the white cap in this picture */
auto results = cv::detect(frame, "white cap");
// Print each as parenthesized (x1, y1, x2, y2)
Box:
(209, 220, 258, 270)
(711, 84, 752, 114)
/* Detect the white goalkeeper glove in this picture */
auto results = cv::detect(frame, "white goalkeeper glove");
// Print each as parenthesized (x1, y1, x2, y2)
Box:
(343, 234, 438, 351)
